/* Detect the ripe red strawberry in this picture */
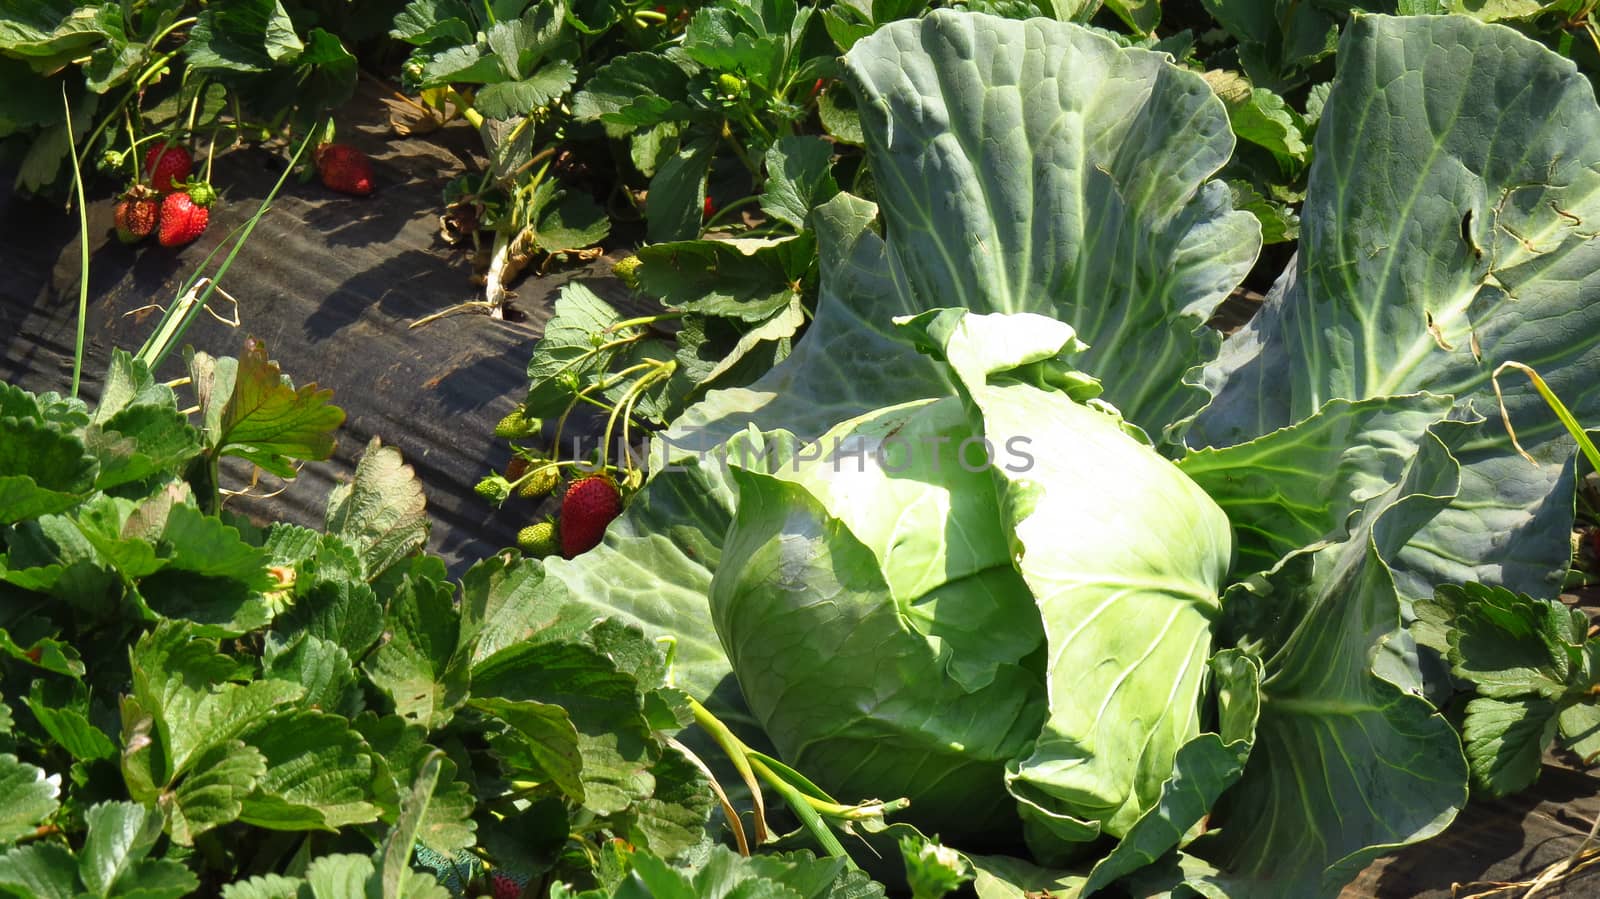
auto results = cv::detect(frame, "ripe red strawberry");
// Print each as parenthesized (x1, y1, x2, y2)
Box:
(143, 143, 192, 192)
(489, 872, 524, 899)
(114, 187, 159, 244)
(559, 475, 622, 558)
(157, 184, 216, 247)
(316, 143, 374, 196)
(703, 195, 715, 217)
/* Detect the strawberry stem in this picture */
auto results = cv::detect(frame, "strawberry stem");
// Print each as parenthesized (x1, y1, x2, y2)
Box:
(62, 87, 91, 400)
(598, 361, 674, 471)
(703, 194, 761, 231)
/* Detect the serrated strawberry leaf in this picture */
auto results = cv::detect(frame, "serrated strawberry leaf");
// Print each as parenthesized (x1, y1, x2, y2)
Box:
(390, 0, 472, 45)
(92, 352, 172, 424)
(0, 625, 83, 677)
(220, 872, 305, 899)
(530, 183, 610, 254)
(1560, 702, 1600, 763)
(760, 136, 838, 231)
(210, 338, 344, 480)
(475, 60, 576, 119)
(128, 623, 303, 786)
(362, 559, 468, 730)
(373, 753, 451, 899)
(622, 745, 712, 857)
(0, 755, 60, 846)
(237, 711, 383, 831)
(458, 554, 565, 664)
(475, 696, 586, 801)
(0, 416, 97, 524)
(0, 843, 76, 898)
(324, 440, 429, 582)
(349, 714, 474, 855)
(522, 284, 676, 422)
(474, 641, 657, 815)
(165, 740, 268, 845)
(185, 0, 304, 73)
(1460, 696, 1557, 797)
(83, 403, 203, 492)
(1421, 583, 1588, 699)
(264, 634, 364, 719)
(25, 680, 114, 763)
(636, 235, 813, 323)
(670, 302, 802, 408)
(647, 137, 714, 243)
(271, 579, 384, 661)
(0, 2, 117, 71)
(572, 51, 696, 131)
(77, 801, 164, 895)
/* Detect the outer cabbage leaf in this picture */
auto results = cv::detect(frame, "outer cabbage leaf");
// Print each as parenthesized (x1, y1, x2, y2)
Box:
(1179, 393, 1456, 578)
(1192, 14, 1600, 603)
(848, 10, 1259, 440)
(671, 11, 1259, 449)
(1191, 425, 1469, 897)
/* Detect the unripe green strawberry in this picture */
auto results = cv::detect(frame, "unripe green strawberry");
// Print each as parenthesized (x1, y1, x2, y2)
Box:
(494, 408, 538, 438)
(517, 521, 559, 557)
(518, 464, 560, 499)
(475, 475, 512, 503)
(560, 475, 623, 558)
(717, 73, 745, 96)
(611, 255, 643, 291)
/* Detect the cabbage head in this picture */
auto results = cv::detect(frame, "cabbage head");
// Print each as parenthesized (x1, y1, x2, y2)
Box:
(709, 310, 1235, 851)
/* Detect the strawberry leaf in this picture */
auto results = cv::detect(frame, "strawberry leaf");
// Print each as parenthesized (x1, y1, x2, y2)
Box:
(361, 559, 468, 729)
(264, 634, 364, 719)
(0, 843, 77, 897)
(237, 711, 383, 830)
(166, 741, 268, 845)
(269, 537, 385, 657)
(572, 51, 695, 131)
(760, 136, 838, 231)
(0, 416, 97, 524)
(0, 755, 60, 845)
(210, 338, 345, 480)
(25, 680, 114, 763)
(636, 235, 813, 323)
(186, 0, 304, 73)
(77, 801, 164, 895)
(128, 623, 303, 786)
(220, 873, 305, 899)
(324, 439, 429, 582)
(84, 403, 204, 492)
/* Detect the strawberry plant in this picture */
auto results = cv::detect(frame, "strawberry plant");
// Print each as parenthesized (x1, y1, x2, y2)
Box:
(0, 338, 896, 895)
(0, 2, 373, 201)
